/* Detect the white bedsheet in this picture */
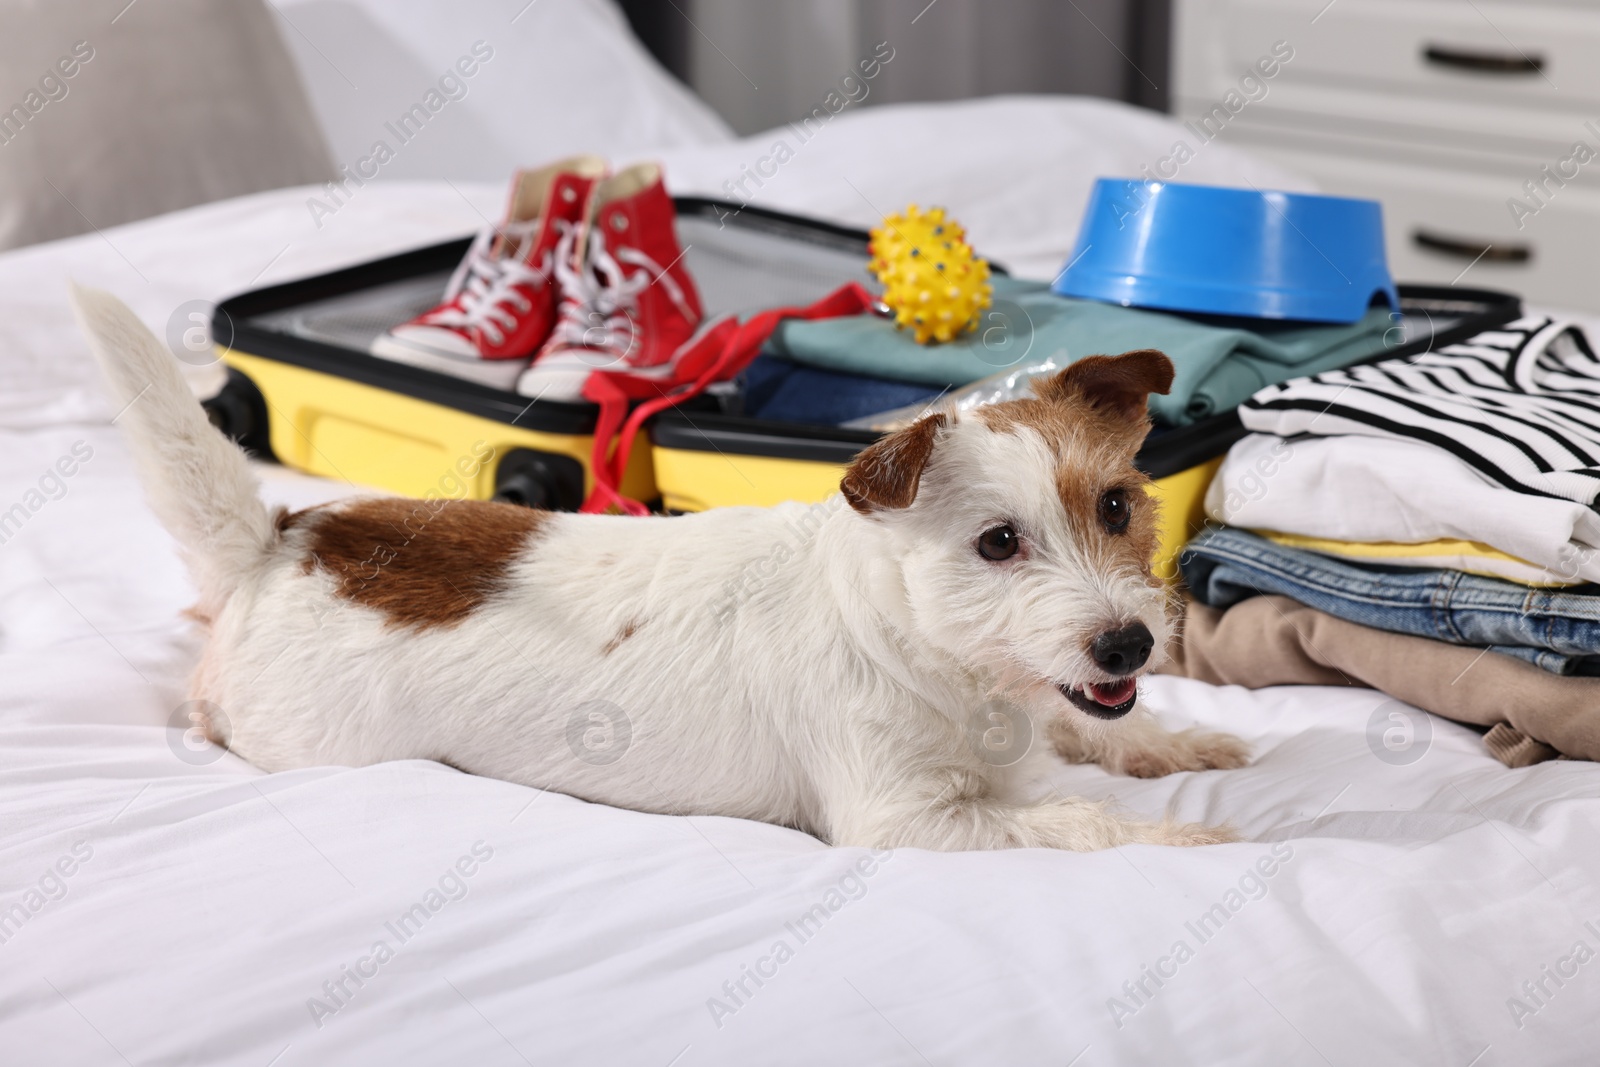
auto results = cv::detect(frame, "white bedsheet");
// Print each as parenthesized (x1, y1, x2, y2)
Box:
(2, 99, 1597, 1065)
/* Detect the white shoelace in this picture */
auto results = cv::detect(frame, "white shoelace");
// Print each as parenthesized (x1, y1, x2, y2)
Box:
(421, 218, 556, 347)
(544, 225, 695, 363)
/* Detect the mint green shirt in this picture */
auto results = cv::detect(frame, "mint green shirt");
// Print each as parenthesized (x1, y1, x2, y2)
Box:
(765, 277, 1395, 425)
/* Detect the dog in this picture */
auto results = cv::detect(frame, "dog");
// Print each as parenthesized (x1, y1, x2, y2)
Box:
(77, 284, 1249, 852)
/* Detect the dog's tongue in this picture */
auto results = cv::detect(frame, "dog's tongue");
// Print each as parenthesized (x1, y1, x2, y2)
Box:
(1087, 679, 1137, 706)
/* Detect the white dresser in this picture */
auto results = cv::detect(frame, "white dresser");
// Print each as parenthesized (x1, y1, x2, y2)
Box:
(1173, 0, 1600, 311)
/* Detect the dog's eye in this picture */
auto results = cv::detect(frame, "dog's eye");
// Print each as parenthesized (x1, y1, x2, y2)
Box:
(1099, 488, 1131, 532)
(977, 524, 1019, 561)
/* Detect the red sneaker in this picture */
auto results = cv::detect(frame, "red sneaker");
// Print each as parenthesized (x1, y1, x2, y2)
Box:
(516, 163, 711, 401)
(371, 155, 607, 388)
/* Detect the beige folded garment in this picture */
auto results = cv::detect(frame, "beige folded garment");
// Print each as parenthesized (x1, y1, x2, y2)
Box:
(1161, 596, 1600, 765)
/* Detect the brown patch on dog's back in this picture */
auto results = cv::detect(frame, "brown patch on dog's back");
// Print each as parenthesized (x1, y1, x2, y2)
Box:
(298, 497, 547, 629)
(275, 502, 334, 536)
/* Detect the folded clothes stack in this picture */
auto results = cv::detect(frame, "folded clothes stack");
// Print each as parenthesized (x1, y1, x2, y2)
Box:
(1171, 315, 1600, 763)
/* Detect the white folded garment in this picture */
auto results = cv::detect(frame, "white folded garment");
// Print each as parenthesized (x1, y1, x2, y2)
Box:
(1205, 433, 1600, 583)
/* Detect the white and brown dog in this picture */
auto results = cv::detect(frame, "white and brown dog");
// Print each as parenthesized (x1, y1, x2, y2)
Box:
(78, 285, 1248, 852)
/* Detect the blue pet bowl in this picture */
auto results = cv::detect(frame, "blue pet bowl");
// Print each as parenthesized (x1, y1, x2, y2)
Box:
(1053, 180, 1398, 323)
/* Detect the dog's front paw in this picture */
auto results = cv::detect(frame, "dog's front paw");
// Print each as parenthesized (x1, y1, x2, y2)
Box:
(1119, 729, 1251, 778)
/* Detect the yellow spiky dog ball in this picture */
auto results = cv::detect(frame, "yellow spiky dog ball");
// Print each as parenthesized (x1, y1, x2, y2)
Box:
(868, 204, 993, 345)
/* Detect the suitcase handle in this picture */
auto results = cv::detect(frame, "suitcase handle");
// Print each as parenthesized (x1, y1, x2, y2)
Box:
(1412, 229, 1532, 265)
(1422, 44, 1544, 76)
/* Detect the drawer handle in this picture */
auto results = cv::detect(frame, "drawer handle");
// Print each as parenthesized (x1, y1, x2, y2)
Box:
(1412, 229, 1532, 264)
(1422, 44, 1544, 75)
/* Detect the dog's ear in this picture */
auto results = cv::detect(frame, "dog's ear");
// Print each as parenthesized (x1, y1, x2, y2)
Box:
(1034, 350, 1174, 421)
(841, 412, 946, 514)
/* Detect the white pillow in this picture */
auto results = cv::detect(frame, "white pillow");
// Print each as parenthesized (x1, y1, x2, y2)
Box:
(269, 0, 733, 183)
(0, 0, 333, 251)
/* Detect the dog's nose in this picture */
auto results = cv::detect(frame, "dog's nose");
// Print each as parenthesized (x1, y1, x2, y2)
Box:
(1090, 623, 1153, 676)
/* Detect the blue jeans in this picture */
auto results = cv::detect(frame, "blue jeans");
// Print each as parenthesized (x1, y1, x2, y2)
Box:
(741, 355, 942, 425)
(1180, 527, 1600, 675)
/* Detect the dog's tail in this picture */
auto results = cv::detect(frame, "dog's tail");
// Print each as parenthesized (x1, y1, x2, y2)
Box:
(72, 284, 276, 613)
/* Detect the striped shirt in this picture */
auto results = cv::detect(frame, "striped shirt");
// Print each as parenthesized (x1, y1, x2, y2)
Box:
(1239, 316, 1600, 505)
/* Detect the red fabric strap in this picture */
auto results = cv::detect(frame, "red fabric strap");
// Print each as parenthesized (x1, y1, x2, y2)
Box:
(578, 281, 875, 515)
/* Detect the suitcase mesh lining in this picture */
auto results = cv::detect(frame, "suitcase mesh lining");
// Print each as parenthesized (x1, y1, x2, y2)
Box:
(249, 216, 880, 353)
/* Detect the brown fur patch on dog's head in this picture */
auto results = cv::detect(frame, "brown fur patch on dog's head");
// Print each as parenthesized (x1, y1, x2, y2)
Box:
(1032, 349, 1174, 421)
(978, 351, 1171, 457)
(298, 497, 547, 629)
(979, 349, 1175, 577)
(841, 412, 946, 513)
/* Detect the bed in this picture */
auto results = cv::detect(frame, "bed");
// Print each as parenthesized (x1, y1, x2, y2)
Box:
(2, 21, 1597, 1066)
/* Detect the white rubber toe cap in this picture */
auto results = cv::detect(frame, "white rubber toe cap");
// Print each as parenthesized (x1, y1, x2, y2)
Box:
(515, 352, 595, 402)
(370, 327, 526, 390)
(375, 324, 482, 359)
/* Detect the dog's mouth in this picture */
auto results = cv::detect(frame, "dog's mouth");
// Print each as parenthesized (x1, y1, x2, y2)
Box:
(1058, 678, 1139, 719)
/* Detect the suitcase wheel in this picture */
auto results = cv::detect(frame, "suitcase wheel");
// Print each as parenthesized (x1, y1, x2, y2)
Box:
(203, 369, 276, 461)
(491, 449, 585, 512)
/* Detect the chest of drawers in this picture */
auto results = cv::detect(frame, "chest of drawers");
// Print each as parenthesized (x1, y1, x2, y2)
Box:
(1174, 0, 1600, 311)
